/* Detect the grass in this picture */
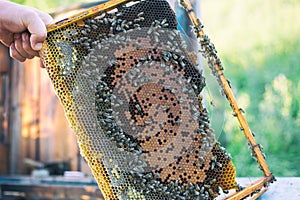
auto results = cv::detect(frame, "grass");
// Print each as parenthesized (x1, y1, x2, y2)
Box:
(201, 0, 300, 177)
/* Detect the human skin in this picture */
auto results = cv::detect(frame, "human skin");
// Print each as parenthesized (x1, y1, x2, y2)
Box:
(0, 0, 53, 62)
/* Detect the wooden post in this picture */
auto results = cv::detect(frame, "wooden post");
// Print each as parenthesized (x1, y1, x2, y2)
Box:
(9, 60, 24, 174)
(39, 67, 79, 171)
(7, 58, 80, 174)
(0, 44, 9, 73)
(0, 44, 10, 174)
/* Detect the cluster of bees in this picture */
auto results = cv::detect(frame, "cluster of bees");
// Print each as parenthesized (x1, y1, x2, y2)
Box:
(41, 0, 238, 199)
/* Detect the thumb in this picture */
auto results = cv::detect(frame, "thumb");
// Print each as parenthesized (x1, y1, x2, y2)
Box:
(22, 11, 51, 51)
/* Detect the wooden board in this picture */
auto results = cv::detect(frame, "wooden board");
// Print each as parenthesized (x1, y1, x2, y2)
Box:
(0, 144, 8, 174)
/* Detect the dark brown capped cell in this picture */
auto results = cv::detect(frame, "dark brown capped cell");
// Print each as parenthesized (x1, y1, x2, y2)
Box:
(40, 0, 237, 199)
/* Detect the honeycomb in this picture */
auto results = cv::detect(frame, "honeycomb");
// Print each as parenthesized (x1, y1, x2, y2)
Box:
(41, 0, 237, 199)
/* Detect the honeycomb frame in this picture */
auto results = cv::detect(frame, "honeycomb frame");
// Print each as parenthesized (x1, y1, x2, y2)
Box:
(40, 0, 275, 199)
(179, 0, 275, 199)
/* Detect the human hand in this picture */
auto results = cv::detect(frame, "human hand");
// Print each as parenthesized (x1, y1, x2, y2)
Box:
(0, 1, 53, 62)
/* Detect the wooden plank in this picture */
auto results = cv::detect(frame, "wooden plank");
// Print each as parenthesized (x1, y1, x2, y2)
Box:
(22, 59, 40, 166)
(0, 45, 10, 168)
(0, 144, 8, 174)
(0, 75, 10, 143)
(39, 68, 79, 171)
(8, 57, 81, 174)
(20, 58, 79, 172)
(9, 61, 24, 174)
(1, 184, 104, 200)
(0, 44, 9, 73)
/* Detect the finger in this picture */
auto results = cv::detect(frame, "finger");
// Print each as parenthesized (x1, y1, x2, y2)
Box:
(22, 32, 39, 57)
(22, 11, 48, 51)
(10, 42, 26, 62)
(0, 31, 14, 47)
(14, 33, 34, 59)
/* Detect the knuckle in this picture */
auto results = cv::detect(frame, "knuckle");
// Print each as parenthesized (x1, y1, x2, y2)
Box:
(14, 41, 22, 51)
(10, 47, 25, 62)
(10, 48, 18, 58)
(27, 53, 35, 59)
(23, 10, 38, 21)
(22, 41, 31, 51)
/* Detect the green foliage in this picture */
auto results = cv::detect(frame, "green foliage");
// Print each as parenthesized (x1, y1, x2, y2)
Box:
(11, 0, 26, 4)
(202, 0, 300, 177)
(11, 0, 83, 11)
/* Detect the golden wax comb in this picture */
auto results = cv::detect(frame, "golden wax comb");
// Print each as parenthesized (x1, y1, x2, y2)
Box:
(40, 0, 275, 199)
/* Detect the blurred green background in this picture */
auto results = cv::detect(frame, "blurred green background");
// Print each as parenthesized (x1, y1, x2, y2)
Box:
(201, 0, 300, 177)
(13, 0, 300, 177)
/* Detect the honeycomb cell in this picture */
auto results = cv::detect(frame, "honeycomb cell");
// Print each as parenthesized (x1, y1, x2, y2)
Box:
(41, 0, 237, 199)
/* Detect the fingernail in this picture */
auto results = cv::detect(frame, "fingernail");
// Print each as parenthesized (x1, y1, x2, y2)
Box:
(34, 43, 43, 51)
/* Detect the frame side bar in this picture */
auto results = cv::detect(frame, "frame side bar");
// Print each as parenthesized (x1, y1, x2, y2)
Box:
(180, 0, 273, 178)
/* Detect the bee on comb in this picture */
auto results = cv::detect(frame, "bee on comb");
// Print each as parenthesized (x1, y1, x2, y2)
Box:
(41, 0, 274, 199)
